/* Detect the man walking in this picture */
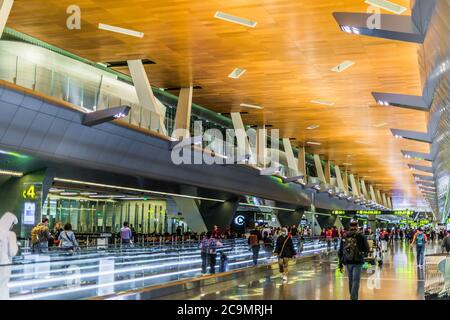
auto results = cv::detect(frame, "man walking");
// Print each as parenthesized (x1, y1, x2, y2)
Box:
(411, 228, 427, 268)
(338, 221, 370, 300)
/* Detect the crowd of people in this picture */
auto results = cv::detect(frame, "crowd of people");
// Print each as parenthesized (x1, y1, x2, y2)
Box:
(17, 214, 450, 301)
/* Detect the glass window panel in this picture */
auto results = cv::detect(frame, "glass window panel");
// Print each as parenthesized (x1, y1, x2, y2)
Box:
(16, 58, 36, 90)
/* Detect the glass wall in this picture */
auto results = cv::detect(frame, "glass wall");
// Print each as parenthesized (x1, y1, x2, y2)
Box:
(43, 197, 169, 234)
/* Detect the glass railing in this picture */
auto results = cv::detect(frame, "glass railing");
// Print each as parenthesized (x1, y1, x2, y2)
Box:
(425, 253, 450, 299)
(5, 237, 330, 300)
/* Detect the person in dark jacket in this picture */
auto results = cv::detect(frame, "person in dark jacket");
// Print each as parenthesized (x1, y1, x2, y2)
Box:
(338, 221, 370, 300)
(274, 227, 296, 283)
(441, 232, 450, 253)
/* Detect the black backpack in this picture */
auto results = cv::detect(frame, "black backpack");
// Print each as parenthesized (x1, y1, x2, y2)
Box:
(342, 234, 360, 263)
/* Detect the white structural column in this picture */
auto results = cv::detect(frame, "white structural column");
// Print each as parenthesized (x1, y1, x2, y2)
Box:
(313, 155, 326, 184)
(369, 185, 377, 203)
(231, 112, 254, 164)
(282, 138, 299, 176)
(127, 60, 167, 135)
(388, 197, 393, 209)
(173, 86, 193, 139)
(356, 177, 363, 197)
(297, 147, 306, 178)
(349, 174, 359, 197)
(0, 0, 13, 36)
(361, 180, 370, 200)
(334, 166, 346, 193)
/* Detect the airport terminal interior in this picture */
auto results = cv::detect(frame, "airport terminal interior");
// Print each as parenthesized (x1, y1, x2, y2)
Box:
(0, 0, 449, 302)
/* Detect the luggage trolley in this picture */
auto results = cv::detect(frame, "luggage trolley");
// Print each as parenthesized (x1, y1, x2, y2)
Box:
(364, 238, 383, 267)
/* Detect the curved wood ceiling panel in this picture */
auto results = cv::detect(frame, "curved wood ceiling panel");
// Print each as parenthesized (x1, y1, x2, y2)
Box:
(6, 0, 429, 206)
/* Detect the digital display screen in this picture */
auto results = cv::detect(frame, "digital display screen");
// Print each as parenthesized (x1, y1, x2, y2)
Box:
(23, 202, 35, 225)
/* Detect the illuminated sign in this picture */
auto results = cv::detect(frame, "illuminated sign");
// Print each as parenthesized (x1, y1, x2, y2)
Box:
(393, 210, 413, 216)
(234, 215, 245, 226)
(331, 210, 346, 215)
(356, 210, 381, 215)
(22, 185, 36, 200)
(419, 219, 429, 226)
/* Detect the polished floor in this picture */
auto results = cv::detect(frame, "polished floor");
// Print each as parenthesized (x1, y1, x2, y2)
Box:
(177, 241, 441, 300)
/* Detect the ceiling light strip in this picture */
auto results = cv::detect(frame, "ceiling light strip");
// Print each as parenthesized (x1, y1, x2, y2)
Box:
(331, 60, 355, 73)
(311, 100, 335, 106)
(240, 103, 263, 110)
(238, 202, 295, 212)
(0, 169, 23, 177)
(54, 178, 225, 203)
(98, 23, 144, 38)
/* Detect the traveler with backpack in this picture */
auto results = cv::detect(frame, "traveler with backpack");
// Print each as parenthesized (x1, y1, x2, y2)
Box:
(338, 221, 370, 300)
(0, 212, 19, 299)
(411, 228, 427, 268)
(248, 229, 260, 266)
(332, 226, 339, 250)
(31, 218, 53, 253)
(58, 223, 79, 251)
(326, 228, 333, 251)
(274, 227, 296, 283)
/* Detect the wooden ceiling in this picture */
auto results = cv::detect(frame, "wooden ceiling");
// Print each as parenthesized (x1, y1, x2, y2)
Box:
(6, 0, 430, 207)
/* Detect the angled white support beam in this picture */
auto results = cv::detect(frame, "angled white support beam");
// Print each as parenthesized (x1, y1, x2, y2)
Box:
(360, 180, 369, 200)
(324, 160, 331, 185)
(333, 0, 437, 43)
(391, 128, 432, 143)
(297, 147, 306, 178)
(369, 185, 377, 203)
(334, 166, 346, 193)
(372, 92, 431, 111)
(349, 174, 359, 197)
(313, 155, 326, 184)
(0, 0, 13, 36)
(343, 169, 349, 193)
(282, 138, 299, 176)
(376, 190, 382, 206)
(173, 86, 193, 139)
(408, 164, 433, 174)
(257, 128, 267, 168)
(382, 194, 388, 208)
(231, 112, 254, 164)
(388, 197, 393, 209)
(127, 60, 167, 135)
(401, 150, 433, 162)
(413, 174, 434, 181)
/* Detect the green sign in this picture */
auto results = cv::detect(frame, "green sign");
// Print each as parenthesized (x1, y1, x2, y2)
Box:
(331, 210, 346, 215)
(356, 210, 382, 215)
(393, 210, 413, 216)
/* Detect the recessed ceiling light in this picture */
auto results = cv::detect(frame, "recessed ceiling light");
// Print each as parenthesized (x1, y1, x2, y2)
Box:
(228, 68, 247, 79)
(365, 0, 407, 15)
(214, 11, 257, 28)
(60, 192, 78, 196)
(373, 122, 388, 128)
(98, 23, 144, 38)
(307, 141, 321, 145)
(240, 103, 263, 110)
(306, 124, 320, 130)
(331, 60, 355, 73)
(311, 100, 334, 106)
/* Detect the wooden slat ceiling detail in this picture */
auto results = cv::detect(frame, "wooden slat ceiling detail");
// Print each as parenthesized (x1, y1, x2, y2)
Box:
(7, 0, 429, 206)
